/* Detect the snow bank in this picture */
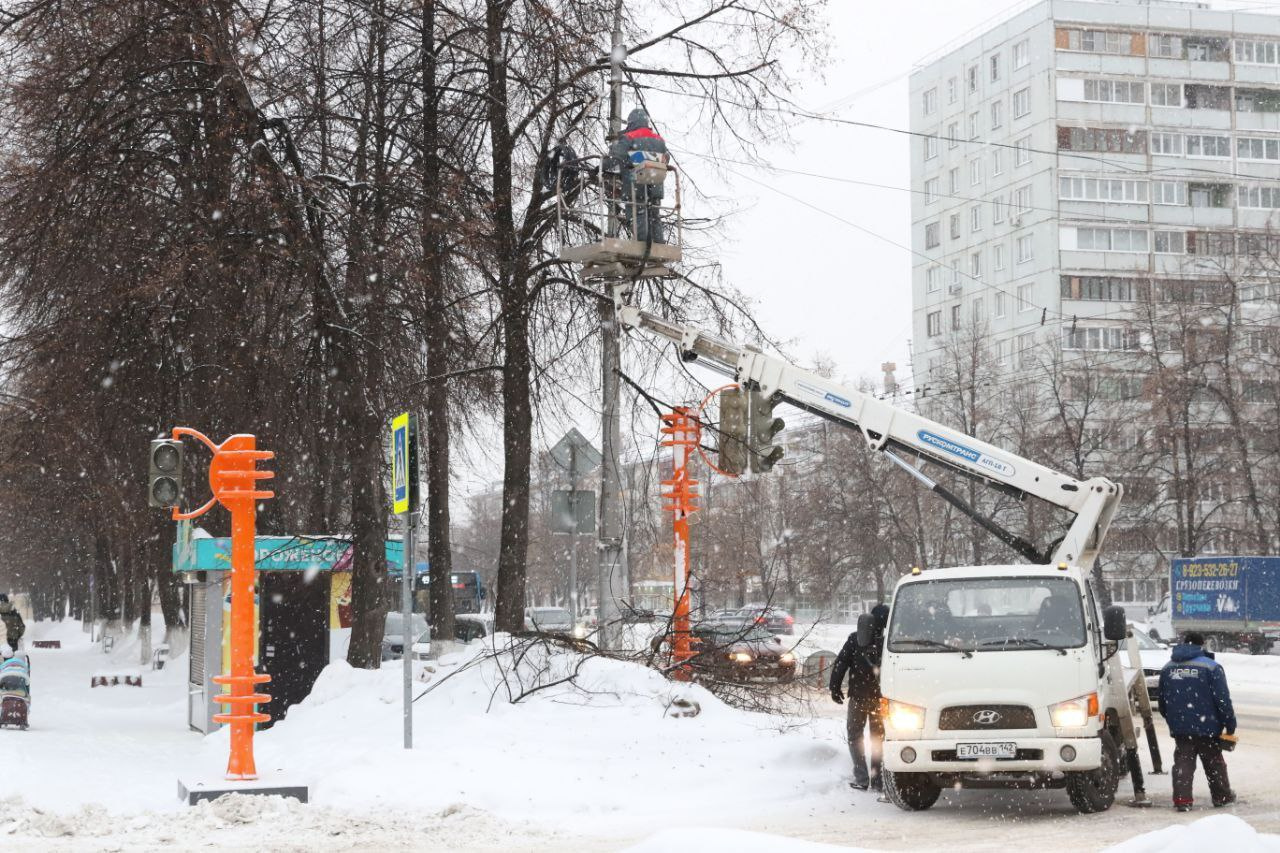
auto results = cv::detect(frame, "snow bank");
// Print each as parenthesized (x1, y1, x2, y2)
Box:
(1104, 815, 1280, 853)
(625, 827, 872, 853)
(234, 637, 846, 834)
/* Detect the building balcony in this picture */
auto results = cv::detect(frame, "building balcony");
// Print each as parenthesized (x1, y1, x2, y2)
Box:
(1058, 249, 1151, 272)
(1146, 58, 1230, 81)
(1151, 106, 1231, 130)
(1236, 110, 1280, 133)
(1152, 206, 1234, 228)
(1055, 101, 1146, 127)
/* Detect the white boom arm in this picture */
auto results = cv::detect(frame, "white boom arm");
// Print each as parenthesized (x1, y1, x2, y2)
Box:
(618, 305, 1123, 572)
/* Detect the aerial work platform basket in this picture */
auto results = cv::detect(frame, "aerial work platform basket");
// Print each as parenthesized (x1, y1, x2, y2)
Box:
(551, 149, 683, 281)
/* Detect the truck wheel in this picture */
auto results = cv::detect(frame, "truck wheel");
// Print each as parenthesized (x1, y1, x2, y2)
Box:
(883, 770, 941, 811)
(1066, 731, 1120, 814)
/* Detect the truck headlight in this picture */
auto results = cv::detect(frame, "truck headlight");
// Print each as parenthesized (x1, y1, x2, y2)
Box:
(729, 651, 753, 664)
(881, 697, 926, 733)
(1049, 693, 1099, 728)
(779, 652, 795, 664)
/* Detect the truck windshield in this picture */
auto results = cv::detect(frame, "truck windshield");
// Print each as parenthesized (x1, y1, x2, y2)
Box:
(888, 576, 1087, 653)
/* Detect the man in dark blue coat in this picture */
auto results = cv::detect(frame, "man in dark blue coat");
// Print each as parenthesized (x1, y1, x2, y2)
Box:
(1158, 631, 1237, 811)
(607, 108, 668, 243)
(830, 604, 890, 791)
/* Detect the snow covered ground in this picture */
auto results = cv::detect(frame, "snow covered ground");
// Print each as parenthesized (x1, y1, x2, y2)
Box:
(3, 618, 1280, 851)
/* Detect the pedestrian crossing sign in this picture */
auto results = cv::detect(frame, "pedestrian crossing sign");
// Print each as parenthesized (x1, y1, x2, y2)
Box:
(391, 412, 418, 515)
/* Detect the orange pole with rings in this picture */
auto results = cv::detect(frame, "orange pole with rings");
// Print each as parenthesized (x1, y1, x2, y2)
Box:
(659, 408, 700, 680)
(172, 429, 274, 781)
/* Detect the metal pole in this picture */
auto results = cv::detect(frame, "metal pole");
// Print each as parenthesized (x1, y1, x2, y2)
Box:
(402, 510, 416, 749)
(568, 444, 579, 623)
(597, 0, 626, 650)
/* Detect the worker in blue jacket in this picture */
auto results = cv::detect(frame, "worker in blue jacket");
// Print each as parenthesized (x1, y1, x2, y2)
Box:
(1157, 631, 1238, 812)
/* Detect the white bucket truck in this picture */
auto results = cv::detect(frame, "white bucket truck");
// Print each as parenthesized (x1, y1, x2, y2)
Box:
(613, 303, 1140, 814)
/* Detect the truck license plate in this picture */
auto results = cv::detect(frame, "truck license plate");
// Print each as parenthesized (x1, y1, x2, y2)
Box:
(956, 742, 1017, 759)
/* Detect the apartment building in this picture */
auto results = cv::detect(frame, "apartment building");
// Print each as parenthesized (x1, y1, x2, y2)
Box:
(910, 0, 1280, 382)
(908, 0, 1280, 603)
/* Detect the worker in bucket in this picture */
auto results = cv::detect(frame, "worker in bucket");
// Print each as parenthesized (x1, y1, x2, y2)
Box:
(830, 604, 891, 791)
(608, 108, 668, 244)
(1158, 630, 1238, 812)
(0, 594, 24, 655)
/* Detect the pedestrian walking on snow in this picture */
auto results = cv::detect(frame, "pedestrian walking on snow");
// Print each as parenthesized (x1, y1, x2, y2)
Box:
(830, 604, 890, 791)
(1158, 630, 1238, 812)
(0, 594, 24, 655)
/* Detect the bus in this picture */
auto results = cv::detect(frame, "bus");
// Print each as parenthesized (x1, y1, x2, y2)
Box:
(414, 570, 486, 615)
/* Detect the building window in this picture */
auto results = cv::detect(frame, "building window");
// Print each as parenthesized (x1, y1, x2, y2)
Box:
(1149, 34, 1180, 58)
(990, 54, 1001, 82)
(1058, 175, 1147, 203)
(1188, 183, 1231, 208)
(927, 310, 941, 337)
(1236, 88, 1280, 113)
(1235, 39, 1280, 64)
(1064, 326, 1140, 352)
(947, 122, 959, 149)
(968, 65, 978, 93)
(947, 77, 958, 104)
(970, 251, 982, 278)
(951, 261, 962, 288)
(1016, 332, 1035, 367)
(1014, 136, 1032, 165)
(949, 167, 960, 194)
(925, 221, 941, 249)
(1239, 184, 1280, 209)
(1064, 29, 1130, 54)
(1058, 126, 1147, 154)
(923, 87, 937, 116)
(972, 296, 985, 321)
(926, 265, 941, 292)
(1150, 83, 1182, 107)
(1060, 275, 1142, 302)
(1076, 227, 1148, 252)
(991, 99, 1004, 129)
(994, 291, 1006, 317)
(992, 194, 1005, 224)
(1185, 134, 1231, 158)
(993, 243, 1006, 270)
(1018, 282, 1035, 310)
(924, 136, 938, 162)
(968, 111, 979, 140)
(1238, 136, 1280, 161)
(1184, 84, 1231, 109)
(1012, 87, 1030, 117)
(1153, 180, 1186, 205)
(1016, 234, 1034, 263)
(949, 213, 961, 240)
(951, 304, 962, 330)
(971, 205, 982, 232)
(992, 149, 1003, 175)
(1151, 132, 1181, 155)
(1081, 78, 1145, 104)
(1154, 230, 1186, 253)
(969, 157, 981, 186)
(1013, 39, 1029, 69)
(924, 177, 940, 204)
(1183, 37, 1229, 62)
(1014, 184, 1032, 214)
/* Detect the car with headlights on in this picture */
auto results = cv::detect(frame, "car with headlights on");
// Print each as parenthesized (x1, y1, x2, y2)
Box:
(652, 622, 796, 683)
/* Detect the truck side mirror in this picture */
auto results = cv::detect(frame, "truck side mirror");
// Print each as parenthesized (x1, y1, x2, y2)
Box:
(856, 613, 875, 647)
(1102, 605, 1128, 643)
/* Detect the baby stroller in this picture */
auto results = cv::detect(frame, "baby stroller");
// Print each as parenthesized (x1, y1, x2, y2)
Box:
(0, 654, 30, 729)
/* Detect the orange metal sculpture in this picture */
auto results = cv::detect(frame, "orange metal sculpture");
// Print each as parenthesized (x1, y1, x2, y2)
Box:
(659, 408, 701, 680)
(172, 429, 275, 780)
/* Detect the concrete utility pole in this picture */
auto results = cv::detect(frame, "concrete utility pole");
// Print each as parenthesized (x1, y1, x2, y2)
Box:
(596, 0, 626, 649)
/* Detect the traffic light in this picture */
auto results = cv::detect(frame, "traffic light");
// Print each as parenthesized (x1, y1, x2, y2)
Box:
(748, 390, 785, 473)
(717, 388, 749, 475)
(148, 439, 184, 508)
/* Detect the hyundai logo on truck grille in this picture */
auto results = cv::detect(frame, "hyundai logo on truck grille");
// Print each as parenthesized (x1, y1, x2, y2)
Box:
(972, 709, 1003, 726)
(917, 430, 1016, 479)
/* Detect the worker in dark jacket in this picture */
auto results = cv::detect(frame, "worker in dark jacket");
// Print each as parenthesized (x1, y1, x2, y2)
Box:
(1158, 631, 1237, 812)
(607, 108, 668, 243)
(830, 604, 890, 791)
(0, 594, 24, 654)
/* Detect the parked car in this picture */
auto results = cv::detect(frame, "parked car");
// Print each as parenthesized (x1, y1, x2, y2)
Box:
(524, 606, 574, 635)
(412, 615, 495, 660)
(1127, 624, 1170, 705)
(381, 611, 429, 661)
(735, 605, 796, 635)
(654, 622, 796, 683)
